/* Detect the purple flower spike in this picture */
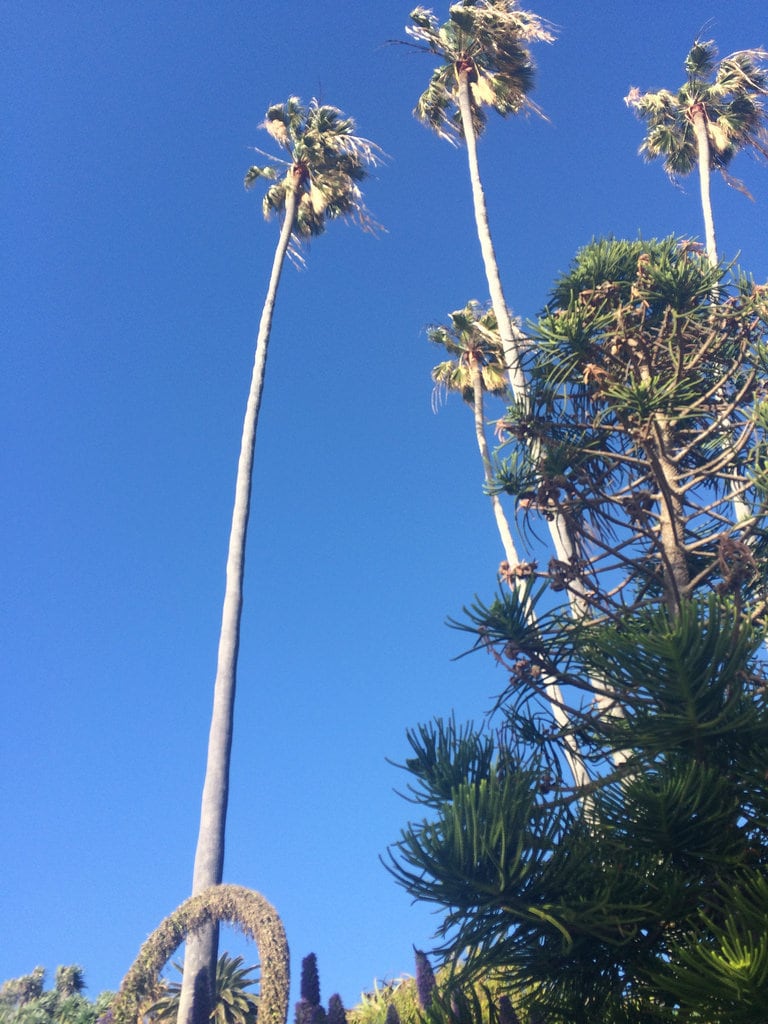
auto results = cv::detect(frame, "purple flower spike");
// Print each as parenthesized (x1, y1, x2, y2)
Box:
(497, 996, 520, 1024)
(414, 950, 436, 1009)
(300, 954, 321, 1007)
(385, 1004, 401, 1024)
(327, 994, 346, 1024)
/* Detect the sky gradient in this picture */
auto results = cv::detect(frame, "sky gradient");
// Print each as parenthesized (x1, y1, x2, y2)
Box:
(3, 0, 768, 1012)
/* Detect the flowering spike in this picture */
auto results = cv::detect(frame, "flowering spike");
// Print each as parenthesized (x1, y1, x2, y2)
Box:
(300, 954, 321, 1007)
(497, 996, 520, 1024)
(327, 995, 346, 1024)
(385, 1004, 401, 1024)
(414, 950, 436, 1009)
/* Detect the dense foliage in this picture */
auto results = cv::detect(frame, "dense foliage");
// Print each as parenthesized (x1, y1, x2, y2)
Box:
(387, 239, 768, 1020)
(386, 11, 768, 1023)
(146, 955, 259, 1024)
(0, 968, 112, 1024)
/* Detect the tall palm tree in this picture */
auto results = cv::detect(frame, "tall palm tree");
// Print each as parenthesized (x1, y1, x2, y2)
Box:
(626, 39, 768, 266)
(404, 6, 590, 585)
(404, 2, 552, 396)
(404, 5, 611, 733)
(178, 98, 381, 1024)
(626, 42, 768, 531)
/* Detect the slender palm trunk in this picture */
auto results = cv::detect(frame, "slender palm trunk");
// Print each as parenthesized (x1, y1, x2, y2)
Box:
(468, 354, 519, 566)
(455, 71, 589, 611)
(178, 183, 299, 1024)
(690, 104, 718, 267)
(467, 353, 590, 789)
(689, 106, 752, 530)
(456, 69, 527, 399)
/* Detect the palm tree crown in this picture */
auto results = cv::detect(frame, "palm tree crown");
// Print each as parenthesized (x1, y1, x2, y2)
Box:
(405, 2, 554, 143)
(244, 97, 382, 238)
(149, 955, 259, 1024)
(626, 39, 768, 186)
(178, 97, 381, 1024)
(429, 302, 508, 407)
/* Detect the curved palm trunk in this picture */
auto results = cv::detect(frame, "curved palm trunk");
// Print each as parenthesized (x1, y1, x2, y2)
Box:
(689, 104, 718, 267)
(178, 183, 299, 1024)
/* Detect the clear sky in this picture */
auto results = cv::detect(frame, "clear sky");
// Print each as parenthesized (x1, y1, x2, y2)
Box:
(3, 0, 768, 1013)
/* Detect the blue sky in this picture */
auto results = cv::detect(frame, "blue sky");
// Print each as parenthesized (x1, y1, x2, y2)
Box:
(3, 0, 768, 1012)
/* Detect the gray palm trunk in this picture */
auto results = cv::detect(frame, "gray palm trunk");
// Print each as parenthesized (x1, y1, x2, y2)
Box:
(468, 353, 519, 566)
(178, 182, 300, 1024)
(455, 69, 527, 398)
(689, 103, 718, 266)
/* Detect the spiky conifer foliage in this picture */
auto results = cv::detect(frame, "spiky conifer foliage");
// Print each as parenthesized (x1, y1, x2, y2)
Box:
(388, 593, 768, 1022)
(387, 238, 768, 1022)
(494, 237, 768, 621)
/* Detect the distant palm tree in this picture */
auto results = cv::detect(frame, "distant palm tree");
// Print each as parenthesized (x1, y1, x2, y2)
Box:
(149, 955, 259, 1024)
(404, 1, 553, 397)
(429, 302, 519, 565)
(179, 97, 381, 1024)
(626, 39, 768, 265)
(54, 968, 85, 1000)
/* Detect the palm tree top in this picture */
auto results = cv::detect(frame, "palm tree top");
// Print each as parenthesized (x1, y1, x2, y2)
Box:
(625, 38, 768, 184)
(244, 96, 384, 238)
(147, 954, 259, 1024)
(429, 301, 509, 407)
(402, 1, 554, 143)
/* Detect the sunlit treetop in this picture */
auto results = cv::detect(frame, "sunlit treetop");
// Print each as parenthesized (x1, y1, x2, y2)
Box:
(244, 96, 384, 239)
(429, 301, 508, 408)
(403, 1, 555, 143)
(625, 39, 768, 189)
